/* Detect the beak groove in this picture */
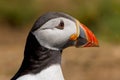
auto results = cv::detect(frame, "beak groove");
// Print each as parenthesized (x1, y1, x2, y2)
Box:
(74, 20, 99, 47)
(80, 23, 99, 47)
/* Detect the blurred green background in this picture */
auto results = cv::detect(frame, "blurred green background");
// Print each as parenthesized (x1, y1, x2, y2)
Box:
(0, 0, 120, 43)
(0, 0, 120, 80)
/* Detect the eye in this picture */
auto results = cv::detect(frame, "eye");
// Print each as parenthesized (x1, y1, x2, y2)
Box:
(56, 20, 64, 30)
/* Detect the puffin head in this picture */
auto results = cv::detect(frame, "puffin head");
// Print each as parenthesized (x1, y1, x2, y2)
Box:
(31, 12, 98, 50)
(11, 12, 99, 80)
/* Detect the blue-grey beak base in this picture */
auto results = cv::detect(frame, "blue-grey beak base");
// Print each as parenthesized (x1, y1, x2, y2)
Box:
(75, 26, 87, 47)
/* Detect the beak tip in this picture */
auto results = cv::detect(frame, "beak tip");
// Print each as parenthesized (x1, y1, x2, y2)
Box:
(93, 40, 99, 47)
(93, 44, 99, 47)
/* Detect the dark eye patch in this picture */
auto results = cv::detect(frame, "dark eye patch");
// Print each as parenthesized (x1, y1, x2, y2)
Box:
(56, 20, 64, 30)
(59, 20, 64, 27)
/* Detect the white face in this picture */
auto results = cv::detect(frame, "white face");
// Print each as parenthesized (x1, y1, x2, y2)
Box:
(33, 17, 77, 50)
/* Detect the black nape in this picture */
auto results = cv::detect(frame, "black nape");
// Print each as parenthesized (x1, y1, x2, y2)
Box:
(11, 32, 62, 80)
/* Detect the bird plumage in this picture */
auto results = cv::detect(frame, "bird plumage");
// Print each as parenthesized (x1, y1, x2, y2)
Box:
(11, 12, 98, 80)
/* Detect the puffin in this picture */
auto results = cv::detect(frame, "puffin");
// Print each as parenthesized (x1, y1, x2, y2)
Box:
(11, 12, 99, 80)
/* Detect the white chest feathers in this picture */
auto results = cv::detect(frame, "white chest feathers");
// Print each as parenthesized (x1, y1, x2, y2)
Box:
(16, 64, 64, 80)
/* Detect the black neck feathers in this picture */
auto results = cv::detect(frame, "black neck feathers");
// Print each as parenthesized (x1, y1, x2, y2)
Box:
(11, 32, 62, 80)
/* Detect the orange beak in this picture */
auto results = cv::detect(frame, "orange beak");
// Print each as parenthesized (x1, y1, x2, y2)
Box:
(78, 23, 99, 47)
(70, 20, 99, 47)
